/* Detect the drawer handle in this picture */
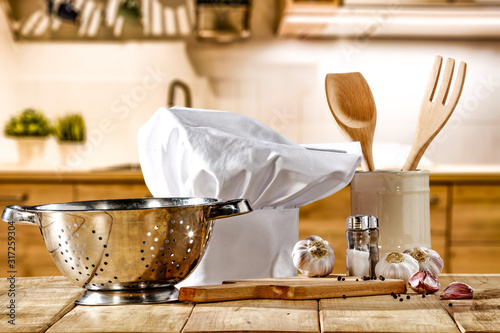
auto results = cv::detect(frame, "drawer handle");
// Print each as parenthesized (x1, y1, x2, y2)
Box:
(0, 193, 29, 203)
(430, 195, 440, 206)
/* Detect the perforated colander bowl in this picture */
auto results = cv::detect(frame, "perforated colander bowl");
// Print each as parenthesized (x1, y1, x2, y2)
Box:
(2, 197, 251, 304)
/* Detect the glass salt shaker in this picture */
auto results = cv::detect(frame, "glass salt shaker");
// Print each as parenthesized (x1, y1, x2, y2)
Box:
(367, 215, 379, 277)
(346, 215, 371, 277)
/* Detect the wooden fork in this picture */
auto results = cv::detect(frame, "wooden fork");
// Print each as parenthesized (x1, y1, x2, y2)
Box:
(402, 56, 467, 171)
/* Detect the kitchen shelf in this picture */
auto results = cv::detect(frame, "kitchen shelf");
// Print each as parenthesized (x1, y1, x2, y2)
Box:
(1, 0, 194, 41)
(277, 0, 500, 39)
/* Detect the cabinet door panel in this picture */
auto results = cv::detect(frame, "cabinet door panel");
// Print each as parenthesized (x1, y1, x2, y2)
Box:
(450, 246, 500, 273)
(76, 184, 152, 201)
(0, 183, 74, 277)
(452, 185, 500, 242)
(429, 186, 448, 270)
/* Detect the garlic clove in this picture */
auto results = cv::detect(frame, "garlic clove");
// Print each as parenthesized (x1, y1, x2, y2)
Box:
(374, 252, 419, 283)
(440, 282, 474, 299)
(292, 235, 335, 277)
(408, 270, 440, 294)
(404, 246, 444, 278)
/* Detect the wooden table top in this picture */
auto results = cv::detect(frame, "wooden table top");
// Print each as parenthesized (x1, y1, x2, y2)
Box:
(1, 274, 499, 332)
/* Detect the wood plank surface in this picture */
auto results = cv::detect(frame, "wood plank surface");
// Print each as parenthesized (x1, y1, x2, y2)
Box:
(47, 303, 194, 333)
(320, 293, 460, 333)
(439, 274, 500, 333)
(0, 276, 83, 332)
(179, 277, 406, 303)
(182, 299, 319, 333)
(1, 274, 499, 333)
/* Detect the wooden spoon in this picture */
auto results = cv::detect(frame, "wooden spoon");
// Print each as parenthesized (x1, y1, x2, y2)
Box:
(325, 72, 377, 171)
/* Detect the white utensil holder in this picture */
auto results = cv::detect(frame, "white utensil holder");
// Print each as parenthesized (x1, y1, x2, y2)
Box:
(350, 170, 431, 255)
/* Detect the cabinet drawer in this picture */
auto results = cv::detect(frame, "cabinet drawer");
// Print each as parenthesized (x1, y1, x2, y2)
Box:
(76, 183, 152, 201)
(0, 183, 74, 277)
(450, 246, 500, 273)
(452, 185, 500, 242)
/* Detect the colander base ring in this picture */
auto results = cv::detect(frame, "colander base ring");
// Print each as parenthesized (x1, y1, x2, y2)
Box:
(76, 285, 179, 305)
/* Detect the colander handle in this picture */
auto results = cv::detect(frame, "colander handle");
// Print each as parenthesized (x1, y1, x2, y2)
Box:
(207, 199, 252, 220)
(1, 205, 40, 226)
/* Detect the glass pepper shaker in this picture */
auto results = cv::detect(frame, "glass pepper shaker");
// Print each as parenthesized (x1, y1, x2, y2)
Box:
(367, 215, 379, 277)
(346, 215, 371, 277)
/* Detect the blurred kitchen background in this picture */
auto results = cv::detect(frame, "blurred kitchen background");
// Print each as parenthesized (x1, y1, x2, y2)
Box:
(1, 0, 500, 169)
(0, 0, 499, 276)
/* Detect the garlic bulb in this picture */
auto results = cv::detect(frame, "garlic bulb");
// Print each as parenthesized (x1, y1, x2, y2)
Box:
(374, 252, 419, 283)
(292, 235, 335, 277)
(404, 247, 444, 277)
(408, 270, 440, 294)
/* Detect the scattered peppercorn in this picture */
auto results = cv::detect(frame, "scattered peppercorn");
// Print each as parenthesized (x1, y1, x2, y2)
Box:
(356, 279, 359, 281)
(422, 294, 426, 298)
(343, 295, 347, 299)
(399, 298, 404, 302)
(337, 276, 342, 281)
(379, 275, 385, 281)
(342, 278, 345, 281)
(449, 303, 453, 307)
(406, 295, 410, 300)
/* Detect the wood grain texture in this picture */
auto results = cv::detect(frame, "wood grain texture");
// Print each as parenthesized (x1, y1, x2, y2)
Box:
(0, 276, 82, 332)
(320, 293, 460, 333)
(47, 303, 194, 333)
(452, 185, 500, 242)
(0, 184, 74, 277)
(183, 299, 319, 333)
(438, 275, 500, 333)
(402, 57, 466, 171)
(179, 278, 406, 303)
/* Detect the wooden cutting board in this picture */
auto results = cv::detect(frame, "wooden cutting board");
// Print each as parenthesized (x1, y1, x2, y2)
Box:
(178, 276, 407, 303)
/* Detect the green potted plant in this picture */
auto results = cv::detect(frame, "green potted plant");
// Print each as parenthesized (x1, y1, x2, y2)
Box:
(118, 0, 141, 24)
(4, 108, 52, 166)
(53, 113, 86, 165)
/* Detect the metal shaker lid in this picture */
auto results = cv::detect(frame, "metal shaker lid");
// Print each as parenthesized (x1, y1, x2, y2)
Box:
(367, 215, 378, 228)
(346, 215, 369, 229)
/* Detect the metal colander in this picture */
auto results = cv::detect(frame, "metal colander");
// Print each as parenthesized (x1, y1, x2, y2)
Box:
(2, 197, 251, 305)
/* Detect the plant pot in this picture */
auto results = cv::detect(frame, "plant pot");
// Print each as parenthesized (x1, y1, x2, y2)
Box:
(58, 141, 84, 168)
(16, 137, 47, 167)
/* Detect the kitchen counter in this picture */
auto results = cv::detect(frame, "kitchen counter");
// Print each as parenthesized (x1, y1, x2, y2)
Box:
(0, 168, 499, 183)
(1, 274, 499, 332)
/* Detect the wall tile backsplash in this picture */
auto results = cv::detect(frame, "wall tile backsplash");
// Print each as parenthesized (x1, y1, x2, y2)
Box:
(1, 6, 499, 170)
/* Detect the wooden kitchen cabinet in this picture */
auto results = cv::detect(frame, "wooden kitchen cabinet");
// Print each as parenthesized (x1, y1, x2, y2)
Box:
(0, 171, 150, 278)
(0, 183, 74, 277)
(449, 184, 500, 273)
(1, 171, 499, 277)
(75, 183, 151, 201)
